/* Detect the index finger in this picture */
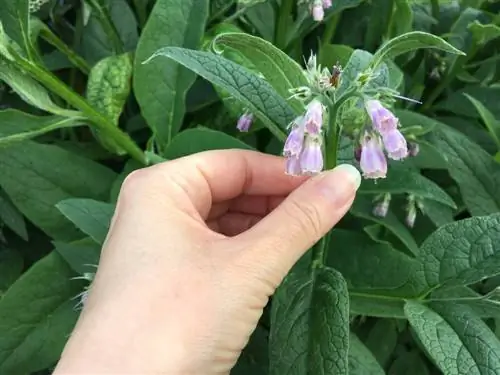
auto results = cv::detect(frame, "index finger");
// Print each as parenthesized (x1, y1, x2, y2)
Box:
(145, 149, 309, 219)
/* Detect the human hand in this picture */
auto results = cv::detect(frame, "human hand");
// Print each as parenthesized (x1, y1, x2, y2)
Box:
(54, 150, 361, 375)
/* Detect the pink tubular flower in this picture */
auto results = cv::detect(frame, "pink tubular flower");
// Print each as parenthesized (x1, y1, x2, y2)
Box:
(236, 113, 253, 132)
(283, 117, 305, 157)
(365, 100, 398, 134)
(312, 3, 324, 21)
(299, 137, 323, 175)
(304, 99, 323, 135)
(360, 136, 387, 179)
(285, 155, 302, 176)
(382, 129, 408, 160)
(322, 0, 332, 8)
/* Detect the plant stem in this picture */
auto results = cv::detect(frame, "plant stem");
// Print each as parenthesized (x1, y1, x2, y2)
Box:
(275, 0, 294, 50)
(320, 13, 340, 51)
(13, 55, 145, 163)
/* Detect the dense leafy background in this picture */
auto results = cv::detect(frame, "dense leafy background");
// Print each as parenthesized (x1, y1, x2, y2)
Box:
(1, 0, 500, 374)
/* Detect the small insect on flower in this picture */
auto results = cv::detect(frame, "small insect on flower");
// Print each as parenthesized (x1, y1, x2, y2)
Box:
(330, 63, 342, 88)
(236, 112, 253, 132)
(359, 134, 387, 179)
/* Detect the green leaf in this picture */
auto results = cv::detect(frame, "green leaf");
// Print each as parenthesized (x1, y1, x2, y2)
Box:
(437, 87, 500, 120)
(145, 47, 295, 140)
(0, 59, 79, 117)
(364, 319, 398, 367)
(86, 52, 133, 155)
(0, 189, 27, 240)
(390, 0, 413, 38)
(319, 44, 354, 69)
(469, 21, 500, 46)
(430, 125, 500, 216)
(0, 141, 116, 240)
(245, 1, 275, 41)
(213, 33, 306, 113)
(416, 213, 500, 291)
(56, 199, 115, 245)
(54, 238, 101, 275)
(350, 294, 405, 318)
(163, 128, 253, 159)
(421, 199, 455, 227)
(405, 301, 500, 375)
(0, 109, 84, 146)
(348, 333, 385, 375)
(0, 252, 83, 374)
(134, 0, 209, 148)
(350, 196, 420, 256)
(80, 0, 138, 65)
(0, 249, 23, 292)
(269, 267, 349, 375)
(372, 31, 465, 68)
(464, 94, 500, 149)
(0, 0, 31, 55)
(359, 169, 456, 208)
(388, 350, 430, 375)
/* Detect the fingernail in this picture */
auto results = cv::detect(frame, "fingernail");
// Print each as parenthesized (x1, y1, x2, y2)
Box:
(332, 164, 362, 190)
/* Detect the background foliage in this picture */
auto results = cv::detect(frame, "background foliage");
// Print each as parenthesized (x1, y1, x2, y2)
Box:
(1, 0, 500, 374)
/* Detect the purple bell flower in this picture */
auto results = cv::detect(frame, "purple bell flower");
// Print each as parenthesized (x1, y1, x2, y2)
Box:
(311, 1, 324, 21)
(365, 100, 399, 134)
(283, 117, 305, 157)
(382, 129, 408, 160)
(236, 113, 253, 132)
(285, 155, 302, 176)
(360, 136, 387, 179)
(304, 99, 324, 135)
(322, 0, 332, 8)
(299, 137, 323, 175)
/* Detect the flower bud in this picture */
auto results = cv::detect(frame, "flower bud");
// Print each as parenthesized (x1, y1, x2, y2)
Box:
(373, 194, 391, 218)
(236, 112, 253, 132)
(408, 142, 420, 157)
(312, 2, 324, 21)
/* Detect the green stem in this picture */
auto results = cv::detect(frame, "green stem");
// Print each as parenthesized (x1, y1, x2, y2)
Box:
(39, 23, 90, 75)
(13, 55, 145, 163)
(320, 13, 340, 51)
(275, 0, 294, 50)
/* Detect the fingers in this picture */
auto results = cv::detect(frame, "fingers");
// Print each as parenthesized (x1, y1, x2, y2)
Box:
(234, 164, 361, 286)
(135, 150, 308, 220)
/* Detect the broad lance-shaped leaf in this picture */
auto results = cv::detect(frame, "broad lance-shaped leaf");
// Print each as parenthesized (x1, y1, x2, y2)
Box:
(0, 249, 23, 292)
(87, 52, 133, 155)
(0, 0, 32, 55)
(0, 109, 85, 146)
(348, 333, 385, 375)
(464, 93, 500, 149)
(0, 252, 84, 374)
(415, 213, 500, 291)
(56, 199, 115, 245)
(469, 21, 500, 46)
(144, 47, 294, 141)
(405, 301, 500, 375)
(134, 0, 209, 149)
(213, 33, 307, 113)
(54, 238, 102, 275)
(430, 124, 500, 216)
(359, 169, 456, 208)
(371, 31, 464, 68)
(0, 141, 116, 241)
(0, 189, 27, 240)
(269, 267, 349, 375)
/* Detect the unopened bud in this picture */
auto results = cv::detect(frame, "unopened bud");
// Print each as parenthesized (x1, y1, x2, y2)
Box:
(373, 194, 391, 218)
(408, 142, 420, 157)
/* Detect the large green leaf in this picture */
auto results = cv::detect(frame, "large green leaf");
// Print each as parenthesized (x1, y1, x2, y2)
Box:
(389, 350, 430, 375)
(0, 0, 31, 55)
(364, 319, 398, 367)
(469, 21, 500, 46)
(0, 109, 84, 146)
(54, 238, 102, 275)
(359, 169, 456, 208)
(213, 33, 306, 113)
(86, 52, 133, 154)
(405, 301, 500, 375)
(0, 249, 23, 293)
(145, 47, 295, 141)
(437, 87, 500, 120)
(430, 125, 500, 216)
(269, 267, 349, 375)
(163, 128, 253, 159)
(372, 31, 464, 68)
(464, 94, 500, 149)
(348, 333, 385, 375)
(0, 189, 27, 240)
(0, 141, 116, 240)
(134, 0, 209, 148)
(0, 252, 83, 373)
(416, 214, 500, 291)
(56, 199, 115, 245)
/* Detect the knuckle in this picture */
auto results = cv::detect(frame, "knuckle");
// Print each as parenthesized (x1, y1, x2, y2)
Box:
(119, 168, 155, 198)
(285, 199, 323, 239)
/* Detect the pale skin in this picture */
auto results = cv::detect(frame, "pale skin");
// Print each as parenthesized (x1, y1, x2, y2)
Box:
(53, 149, 361, 375)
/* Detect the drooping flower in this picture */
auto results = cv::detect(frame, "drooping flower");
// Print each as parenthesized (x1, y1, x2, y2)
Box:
(365, 100, 399, 134)
(311, 0, 324, 21)
(406, 204, 417, 228)
(299, 137, 324, 175)
(304, 99, 324, 135)
(359, 135, 387, 179)
(236, 112, 253, 132)
(382, 129, 408, 160)
(285, 155, 302, 176)
(322, 0, 332, 8)
(373, 193, 391, 218)
(283, 117, 306, 157)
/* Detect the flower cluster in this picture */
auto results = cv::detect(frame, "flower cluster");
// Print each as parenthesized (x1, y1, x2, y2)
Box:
(311, 0, 333, 21)
(359, 100, 409, 179)
(283, 99, 325, 176)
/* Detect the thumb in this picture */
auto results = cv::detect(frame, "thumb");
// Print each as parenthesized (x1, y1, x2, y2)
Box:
(235, 164, 361, 285)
